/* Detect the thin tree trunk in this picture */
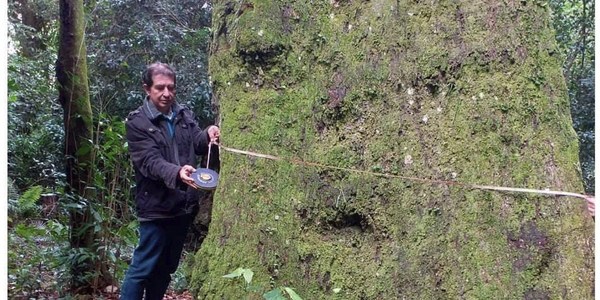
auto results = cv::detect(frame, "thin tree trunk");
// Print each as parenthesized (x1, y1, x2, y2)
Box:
(191, 1, 594, 299)
(56, 0, 97, 293)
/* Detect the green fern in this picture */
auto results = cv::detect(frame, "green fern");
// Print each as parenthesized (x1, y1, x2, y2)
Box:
(17, 185, 43, 217)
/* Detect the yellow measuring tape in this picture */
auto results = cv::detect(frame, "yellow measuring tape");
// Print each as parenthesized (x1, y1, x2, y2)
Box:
(216, 144, 590, 200)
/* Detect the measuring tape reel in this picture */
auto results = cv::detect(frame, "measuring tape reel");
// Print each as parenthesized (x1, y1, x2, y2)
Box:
(191, 168, 219, 190)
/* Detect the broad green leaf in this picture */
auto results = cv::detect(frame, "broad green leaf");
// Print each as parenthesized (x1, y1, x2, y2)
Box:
(223, 267, 245, 278)
(242, 268, 254, 284)
(63, 203, 84, 209)
(75, 144, 92, 156)
(283, 287, 303, 300)
(263, 288, 285, 300)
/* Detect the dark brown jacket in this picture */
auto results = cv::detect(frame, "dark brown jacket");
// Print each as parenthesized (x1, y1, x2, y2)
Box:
(125, 99, 217, 219)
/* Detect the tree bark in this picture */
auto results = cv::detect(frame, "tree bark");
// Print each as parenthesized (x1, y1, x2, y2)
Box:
(191, 1, 594, 299)
(56, 0, 98, 293)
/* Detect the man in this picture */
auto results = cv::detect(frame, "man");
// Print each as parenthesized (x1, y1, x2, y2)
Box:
(120, 62, 220, 299)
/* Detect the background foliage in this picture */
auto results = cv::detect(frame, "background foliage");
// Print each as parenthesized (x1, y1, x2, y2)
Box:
(85, 0, 214, 125)
(6, 0, 594, 297)
(550, 0, 595, 193)
(8, 0, 213, 297)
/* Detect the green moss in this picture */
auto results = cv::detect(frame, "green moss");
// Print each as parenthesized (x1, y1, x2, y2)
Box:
(191, 1, 593, 299)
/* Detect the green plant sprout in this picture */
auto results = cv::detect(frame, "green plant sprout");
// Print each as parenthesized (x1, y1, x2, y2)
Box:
(223, 267, 304, 300)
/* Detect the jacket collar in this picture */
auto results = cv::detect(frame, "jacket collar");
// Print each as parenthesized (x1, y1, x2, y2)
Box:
(142, 96, 182, 121)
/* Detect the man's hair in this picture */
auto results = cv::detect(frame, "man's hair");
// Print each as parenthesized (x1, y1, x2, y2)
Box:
(142, 62, 176, 87)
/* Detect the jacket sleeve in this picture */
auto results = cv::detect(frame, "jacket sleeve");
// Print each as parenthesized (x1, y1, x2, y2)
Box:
(184, 109, 210, 156)
(126, 119, 181, 189)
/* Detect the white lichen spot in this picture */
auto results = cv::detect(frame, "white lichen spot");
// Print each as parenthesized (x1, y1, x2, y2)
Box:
(227, 82, 231, 86)
(245, 82, 250, 87)
(437, 107, 443, 113)
(348, 24, 353, 31)
(451, 172, 457, 179)
(407, 87, 415, 95)
(471, 96, 477, 101)
(479, 92, 484, 98)
(408, 99, 414, 105)
(404, 155, 413, 165)
(408, 12, 414, 16)
(274, 215, 280, 221)
(329, 13, 335, 19)
(258, 29, 264, 36)
(422, 115, 429, 123)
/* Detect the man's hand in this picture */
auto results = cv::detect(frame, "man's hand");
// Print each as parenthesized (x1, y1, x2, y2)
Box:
(585, 195, 595, 217)
(207, 125, 220, 143)
(179, 165, 197, 188)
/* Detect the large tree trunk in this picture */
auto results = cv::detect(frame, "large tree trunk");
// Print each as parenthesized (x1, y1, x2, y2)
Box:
(56, 0, 98, 293)
(191, 1, 594, 299)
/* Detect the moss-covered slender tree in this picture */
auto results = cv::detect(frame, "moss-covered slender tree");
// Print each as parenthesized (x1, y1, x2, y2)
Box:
(191, 1, 594, 299)
(56, 0, 100, 293)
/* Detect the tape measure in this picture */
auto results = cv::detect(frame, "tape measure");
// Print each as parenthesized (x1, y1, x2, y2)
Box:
(191, 168, 219, 190)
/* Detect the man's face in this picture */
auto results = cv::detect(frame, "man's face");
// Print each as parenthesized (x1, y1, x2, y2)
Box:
(144, 74, 176, 114)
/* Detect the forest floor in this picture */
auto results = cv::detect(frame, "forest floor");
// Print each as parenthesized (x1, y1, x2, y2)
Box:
(8, 290, 193, 300)
(8, 218, 196, 300)
(101, 290, 194, 299)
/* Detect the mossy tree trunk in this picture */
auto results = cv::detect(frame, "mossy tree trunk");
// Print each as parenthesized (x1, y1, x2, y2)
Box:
(56, 0, 100, 293)
(191, 1, 594, 299)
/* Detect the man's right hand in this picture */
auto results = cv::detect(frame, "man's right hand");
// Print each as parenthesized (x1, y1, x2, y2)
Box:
(179, 165, 197, 188)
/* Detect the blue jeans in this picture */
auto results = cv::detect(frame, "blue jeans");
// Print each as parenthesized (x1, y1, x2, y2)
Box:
(120, 214, 193, 300)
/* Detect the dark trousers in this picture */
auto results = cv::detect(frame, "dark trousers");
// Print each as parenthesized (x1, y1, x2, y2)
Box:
(120, 214, 193, 300)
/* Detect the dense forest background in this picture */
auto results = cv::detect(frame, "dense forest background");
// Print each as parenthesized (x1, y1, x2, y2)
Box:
(6, 0, 594, 298)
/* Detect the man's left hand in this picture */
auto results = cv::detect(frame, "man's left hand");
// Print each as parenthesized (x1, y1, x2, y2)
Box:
(585, 195, 595, 217)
